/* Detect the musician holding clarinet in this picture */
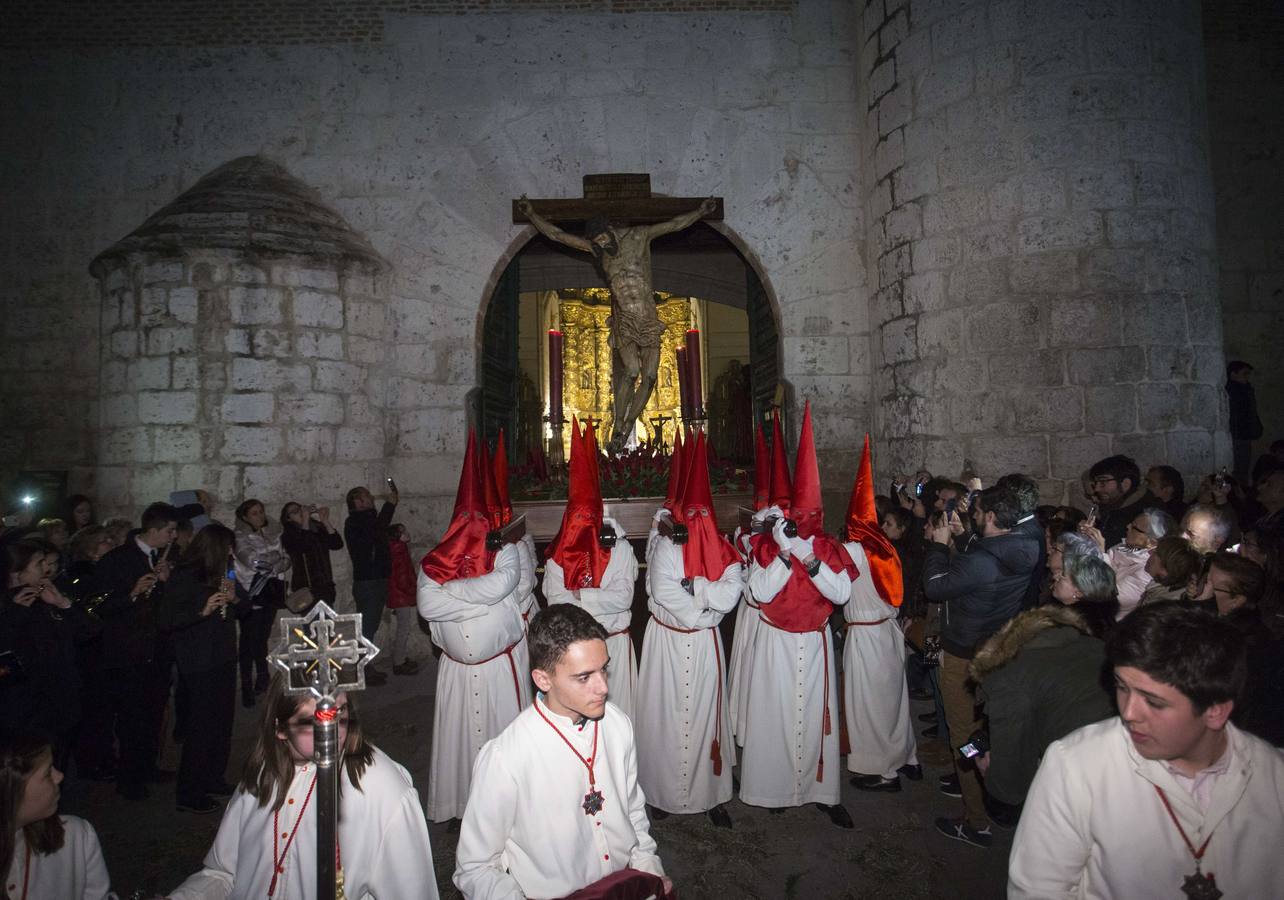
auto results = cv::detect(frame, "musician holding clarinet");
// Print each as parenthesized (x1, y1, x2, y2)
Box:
(86, 502, 181, 802)
(160, 523, 241, 814)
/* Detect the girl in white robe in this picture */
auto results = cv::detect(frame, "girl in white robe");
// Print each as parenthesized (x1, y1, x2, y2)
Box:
(840, 540, 918, 780)
(168, 678, 438, 900)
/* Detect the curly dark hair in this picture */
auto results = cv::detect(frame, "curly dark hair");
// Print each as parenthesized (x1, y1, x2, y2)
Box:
(529, 604, 607, 674)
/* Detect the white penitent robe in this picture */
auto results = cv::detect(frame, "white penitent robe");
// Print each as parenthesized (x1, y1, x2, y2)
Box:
(516, 533, 539, 628)
(740, 538, 851, 808)
(7, 816, 112, 900)
(840, 541, 918, 779)
(454, 696, 665, 900)
(635, 536, 742, 813)
(417, 544, 531, 822)
(169, 749, 438, 900)
(543, 518, 640, 718)
(727, 527, 760, 745)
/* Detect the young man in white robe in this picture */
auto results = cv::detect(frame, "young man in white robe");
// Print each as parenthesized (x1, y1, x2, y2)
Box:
(1009, 602, 1284, 898)
(840, 436, 920, 792)
(454, 604, 672, 900)
(543, 420, 640, 718)
(637, 431, 743, 828)
(169, 679, 438, 900)
(742, 402, 858, 828)
(417, 432, 530, 823)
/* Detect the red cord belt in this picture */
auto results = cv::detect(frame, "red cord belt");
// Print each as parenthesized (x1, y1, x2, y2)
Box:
(845, 617, 891, 627)
(442, 633, 527, 707)
(758, 614, 832, 783)
(650, 615, 726, 776)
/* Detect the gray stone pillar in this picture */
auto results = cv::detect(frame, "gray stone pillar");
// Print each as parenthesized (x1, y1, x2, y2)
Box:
(860, 0, 1224, 500)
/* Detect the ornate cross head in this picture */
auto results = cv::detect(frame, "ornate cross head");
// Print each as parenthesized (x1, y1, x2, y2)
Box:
(268, 601, 379, 700)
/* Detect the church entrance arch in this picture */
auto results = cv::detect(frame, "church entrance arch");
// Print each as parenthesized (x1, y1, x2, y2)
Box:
(475, 216, 782, 469)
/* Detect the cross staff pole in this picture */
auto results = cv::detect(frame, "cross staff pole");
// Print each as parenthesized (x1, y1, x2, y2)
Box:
(268, 602, 379, 899)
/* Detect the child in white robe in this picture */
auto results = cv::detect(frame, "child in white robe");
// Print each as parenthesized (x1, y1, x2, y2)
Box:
(168, 677, 438, 900)
(2, 734, 113, 900)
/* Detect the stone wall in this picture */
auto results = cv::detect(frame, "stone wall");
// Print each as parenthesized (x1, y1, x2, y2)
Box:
(0, 1, 866, 534)
(859, 0, 1227, 502)
(1204, 0, 1284, 458)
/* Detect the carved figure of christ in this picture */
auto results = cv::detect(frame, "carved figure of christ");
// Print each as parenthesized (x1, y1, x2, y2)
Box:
(518, 194, 716, 451)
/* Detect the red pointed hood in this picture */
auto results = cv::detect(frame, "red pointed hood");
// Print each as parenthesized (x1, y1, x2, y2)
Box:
(480, 438, 503, 530)
(678, 431, 740, 580)
(421, 431, 495, 583)
(663, 428, 686, 514)
(547, 420, 610, 589)
(845, 434, 902, 607)
(752, 422, 770, 511)
(790, 401, 823, 539)
(493, 429, 513, 526)
(769, 409, 792, 512)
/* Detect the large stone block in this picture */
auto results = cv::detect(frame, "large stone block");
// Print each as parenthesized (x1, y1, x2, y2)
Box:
(1014, 386, 1083, 433)
(1048, 298, 1119, 347)
(152, 427, 202, 463)
(293, 290, 344, 329)
(102, 427, 152, 465)
(1112, 434, 1166, 470)
(1084, 384, 1137, 433)
(934, 354, 988, 393)
(1180, 384, 1220, 431)
(101, 394, 138, 427)
(128, 357, 170, 391)
(989, 350, 1065, 387)
(230, 358, 312, 392)
(965, 434, 1050, 479)
(917, 308, 966, 357)
(1119, 294, 1189, 346)
(274, 266, 340, 291)
(138, 391, 197, 425)
(278, 394, 345, 425)
(172, 358, 199, 390)
(950, 393, 1012, 434)
(1017, 212, 1104, 254)
(914, 53, 973, 115)
(1165, 431, 1214, 477)
(1010, 251, 1079, 293)
(168, 287, 199, 325)
(251, 330, 293, 358)
(966, 302, 1040, 352)
(223, 427, 284, 464)
(228, 286, 285, 326)
(335, 427, 385, 461)
(133, 466, 177, 505)
(1137, 383, 1182, 431)
(146, 327, 195, 356)
(346, 300, 387, 339)
(784, 336, 850, 375)
(221, 392, 275, 424)
(314, 361, 365, 393)
(295, 332, 345, 360)
(285, 427, 336, 463)
(1084, 248, 1146, 291)
(1050, 434, 1113, 479)
(1067, 346, 1146, 385)
(242, 465, 308, 502)
(395, 409, 467, 456)
(880, 317, 918, 365)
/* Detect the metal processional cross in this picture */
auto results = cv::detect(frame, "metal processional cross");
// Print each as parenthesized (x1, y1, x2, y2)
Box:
(268, 602, 379, 900)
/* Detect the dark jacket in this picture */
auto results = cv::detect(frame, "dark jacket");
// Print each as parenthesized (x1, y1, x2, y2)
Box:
(892, 533, 929, 620)
(344, 502, 396, 582)
(1224, 606, 1284, 747)
(0, 592, 100, 739)
(1098, 486, 1154, 549)
(922, 527, 1040, 658)
(87, 536, 167, 669)
(157, 564, 238, 676)
(1226, 380, 1263, 441)
(971, 605, 1115, 805)
(1013, 515, 1047, 611)
(282, 521, 344, 603)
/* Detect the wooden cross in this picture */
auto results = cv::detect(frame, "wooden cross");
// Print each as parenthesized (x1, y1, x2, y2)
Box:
(513, 173, 722, 225)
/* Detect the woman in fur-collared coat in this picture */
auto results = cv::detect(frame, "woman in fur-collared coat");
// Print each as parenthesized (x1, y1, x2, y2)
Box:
(969, 605, 1115, 807)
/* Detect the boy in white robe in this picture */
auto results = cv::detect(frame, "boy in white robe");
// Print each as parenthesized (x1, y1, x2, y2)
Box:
(840, 436, 920, 792)
(544, 420, 640, 718)
(636, 431, 742, 826)
(169, 679, 438, 900)
(454, 604, 671, 900)
(417, 432, 530, 823)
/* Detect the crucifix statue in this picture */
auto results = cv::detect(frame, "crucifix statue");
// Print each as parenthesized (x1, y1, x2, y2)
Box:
(516, 175, 721, 452)
(268, 601, 379, 899)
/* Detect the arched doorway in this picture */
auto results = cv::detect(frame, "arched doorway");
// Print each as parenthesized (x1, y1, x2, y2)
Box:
(477, 221, 781, 467)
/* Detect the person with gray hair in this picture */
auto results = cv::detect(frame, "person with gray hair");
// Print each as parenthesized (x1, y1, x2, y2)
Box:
(1051, 554, 1119, 638)
(1081, 508, 1176, 619)
(1180, 503, 1236, 555)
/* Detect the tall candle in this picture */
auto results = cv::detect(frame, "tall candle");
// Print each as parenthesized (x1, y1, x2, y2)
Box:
(548, 330, 564, 426)
(686, 328, 704, 420)
(676, 346, 692, 422)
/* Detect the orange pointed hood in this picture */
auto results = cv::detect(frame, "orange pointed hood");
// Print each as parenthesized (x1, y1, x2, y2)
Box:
(421, 431, 495, 583)
(769, 409, 792, 512)
(845, 434, 902, 607)
(547, 419, 609, 589)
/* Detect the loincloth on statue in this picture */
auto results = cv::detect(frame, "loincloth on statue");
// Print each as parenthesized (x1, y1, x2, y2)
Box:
(606, 310, 666, 351)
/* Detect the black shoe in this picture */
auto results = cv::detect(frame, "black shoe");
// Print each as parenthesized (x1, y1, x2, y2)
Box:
(908, 688, 933, 701)
(921, 724, 939, 739)
(732, 774, 741, 794)
(939, 773, 962, 798)
(918, 712, 937, 723)
(116, 781, 148, 801)
(850, 774, 902, 793)
(647, 804, 670, 821)
(206, 781, 237, 798)
(242, 686, 255, 708)
(984, 794, 1022, 830)
(935, 816, 992, 849)
(176, 796, 221, 815)
(707, 805, 733, 829)
(898, 764, 923, 781)
(817, 803, 854, 829)
(393, 659, 420, 676)
(365, 667, 388, 686)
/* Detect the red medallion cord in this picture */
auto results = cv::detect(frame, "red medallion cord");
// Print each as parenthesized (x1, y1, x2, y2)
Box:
(535, 701, 600, 794)
(269, 772, 318, 898)
(1155, 785, 1216, 868)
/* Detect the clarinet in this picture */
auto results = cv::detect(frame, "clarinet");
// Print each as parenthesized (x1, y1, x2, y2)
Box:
(139, 541, 173, 602)
(221, 557, 236, 620)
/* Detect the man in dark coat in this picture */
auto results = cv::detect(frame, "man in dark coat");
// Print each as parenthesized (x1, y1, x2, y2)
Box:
(1226, 360, 1263, 485)
(344, 483, 398, 685)
(87, 501, 179, 799)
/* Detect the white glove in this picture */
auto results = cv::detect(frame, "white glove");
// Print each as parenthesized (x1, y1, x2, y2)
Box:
(653, 508, 672, 524)
(771, 517, 793, 553)
(752, 505, 782, 526)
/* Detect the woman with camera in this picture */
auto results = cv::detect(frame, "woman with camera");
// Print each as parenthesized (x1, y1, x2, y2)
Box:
(279, 500, 344, 612)
(232, 500, 291, 708)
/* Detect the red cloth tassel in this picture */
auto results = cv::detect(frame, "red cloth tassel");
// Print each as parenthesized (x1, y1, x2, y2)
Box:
(711, 739, 722, 776)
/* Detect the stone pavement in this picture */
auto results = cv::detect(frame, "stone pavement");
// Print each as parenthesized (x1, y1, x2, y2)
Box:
(64, 650, 1012, 899)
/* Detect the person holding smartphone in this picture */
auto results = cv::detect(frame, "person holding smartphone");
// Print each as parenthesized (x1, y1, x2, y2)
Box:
(343, 481, 399, 686)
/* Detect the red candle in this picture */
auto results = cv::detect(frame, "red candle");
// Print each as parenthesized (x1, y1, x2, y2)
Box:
(676, 346, 691, 422)
(548, 330, 564, 425)
(686, 328, 704, 420)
